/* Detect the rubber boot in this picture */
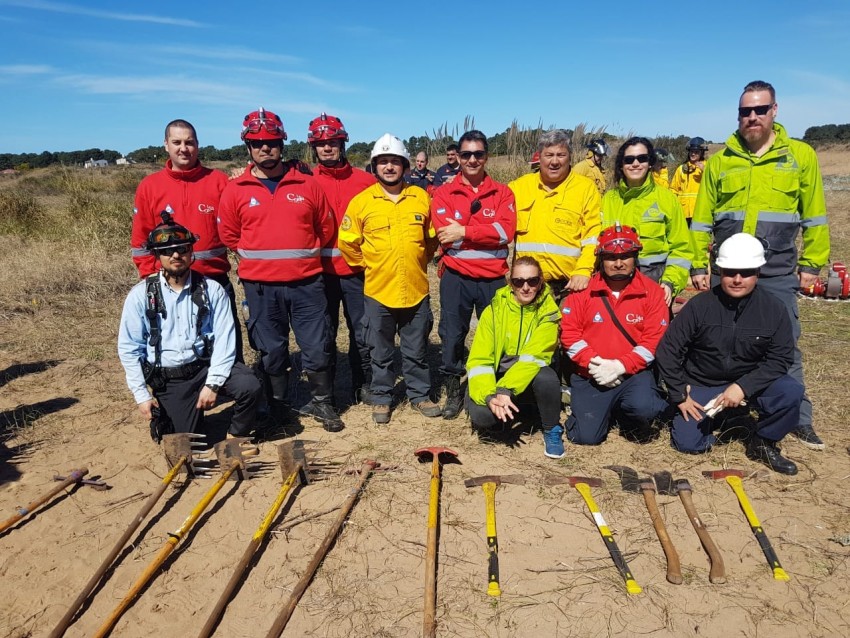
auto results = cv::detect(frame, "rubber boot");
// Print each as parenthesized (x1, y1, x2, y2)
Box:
(352, 368, 372, 405)
(303, 370, 344, 432)
(442, 375, 464, 420)
(264, 372, 292, 426)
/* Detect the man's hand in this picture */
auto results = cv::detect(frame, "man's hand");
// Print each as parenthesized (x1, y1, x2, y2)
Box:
(716, 383, 745, 409)
(436, 218, 466, 244)
(691, 274, 709, 290)
(443, 174, 456, 184)
(661, 282, 674, 306)
(487, 394, 519, 422)
(138, 399, 157, 420)
(566, 274, 590, 292)
(588, 356, 626, 387)
(677, 391, 705, 422)
(196, 386, 218, 410)
(799, 271, 819, 290)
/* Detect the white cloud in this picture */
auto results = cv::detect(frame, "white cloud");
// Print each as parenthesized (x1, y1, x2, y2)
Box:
(0, 64, 53, 75)
(153, 45, 301, 65)
(0, 0, 206, 27)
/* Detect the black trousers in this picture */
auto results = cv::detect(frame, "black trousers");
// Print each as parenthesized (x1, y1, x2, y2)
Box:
(466, 365, 561, 429)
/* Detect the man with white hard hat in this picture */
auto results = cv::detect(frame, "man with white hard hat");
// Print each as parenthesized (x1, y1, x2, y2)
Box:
(657, 233, 803, 474)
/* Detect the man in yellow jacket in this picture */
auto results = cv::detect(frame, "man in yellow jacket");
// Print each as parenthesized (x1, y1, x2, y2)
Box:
(671, 137, 707, 225)
(691, 80, 830, 450)
(339, 134, 442, 424)
(570, 138, 608, 197)
(509, 130, 602, 301)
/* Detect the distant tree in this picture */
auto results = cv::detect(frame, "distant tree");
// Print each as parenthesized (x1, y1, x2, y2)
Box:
(804, 123, 850, 144)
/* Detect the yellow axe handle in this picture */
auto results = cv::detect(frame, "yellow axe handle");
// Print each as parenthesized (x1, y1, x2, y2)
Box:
(481, 481, 501, 597)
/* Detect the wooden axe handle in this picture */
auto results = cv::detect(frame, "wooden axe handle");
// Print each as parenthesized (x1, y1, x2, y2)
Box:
(0, 468, 88, 534)
(640, 488, 683, 585)
(678, 488, 727, 584)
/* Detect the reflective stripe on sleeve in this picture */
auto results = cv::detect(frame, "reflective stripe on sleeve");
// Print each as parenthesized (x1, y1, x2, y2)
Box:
(567, 339, 589, 358)
(515, 242, 582, 257)
(468, 365, 495, 379)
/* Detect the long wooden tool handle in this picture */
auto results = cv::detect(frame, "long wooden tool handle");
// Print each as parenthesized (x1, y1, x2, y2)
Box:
(49, 459, 186, 638)
(481, 482, 501, 597)
(678, 489, 726, 584)
(640, 489, 683, 585)
(574, 483, 641, 595)
(198, 469, 300, 638)
(93, 464, 236, 638)
(265, 460, 377, 638)
(422, 458, 441, 638)
(725, 476, 789, 581)
(1, 468, 89, 534)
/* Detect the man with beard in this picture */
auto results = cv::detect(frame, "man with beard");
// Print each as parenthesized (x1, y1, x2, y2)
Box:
(218, 108, 343, 432)
(691, 80, 830, 451)
(118, 214, 260, 441)
(560, 224, 669, 446)
(308, 112, 376, 405)
(339, 134, 442, 424)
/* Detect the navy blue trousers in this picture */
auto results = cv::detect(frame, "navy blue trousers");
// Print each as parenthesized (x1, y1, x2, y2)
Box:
(323, 272, 371, 385)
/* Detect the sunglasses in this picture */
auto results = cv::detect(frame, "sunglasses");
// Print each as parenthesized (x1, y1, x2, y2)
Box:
(459, 150, 486, 160)
(737, 104, 773, 118)
(247, 139, 282, 149)
(721, 268, 758, 278)
(623, 154, 650, 165)
(510, 276, 541, 288)
(155, 244, 192, 256)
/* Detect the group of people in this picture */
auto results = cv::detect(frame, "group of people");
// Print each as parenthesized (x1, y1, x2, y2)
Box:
(117, 79, 830, 475)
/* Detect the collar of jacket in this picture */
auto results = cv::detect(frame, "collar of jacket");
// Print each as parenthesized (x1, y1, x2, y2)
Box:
(615, 175, 654, 200)
(165, 160, 207, 182)
(366, 182, 420, 202)
(233, 162, 309, 186)
(447, 172, 497, 197)
(315, 161, 353, 180)
(726, 122, 790, 160)
(713, 284, 755, 315)
(491, 281, 556, 313)
(588, 269, 649, 298)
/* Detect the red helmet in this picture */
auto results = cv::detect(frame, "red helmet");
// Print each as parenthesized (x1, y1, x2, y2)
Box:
(241, 108, 287, 141)
(529, 151, 540, 166)
(308, 112, 349, 144)
(596, 223, 642, 255)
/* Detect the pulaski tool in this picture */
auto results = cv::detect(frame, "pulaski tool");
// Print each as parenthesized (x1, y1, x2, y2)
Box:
(464, 474, 526, 597)
(703, 468, 789, 581)
(605, 466, 682, 585)
(548, 474, 641, 595)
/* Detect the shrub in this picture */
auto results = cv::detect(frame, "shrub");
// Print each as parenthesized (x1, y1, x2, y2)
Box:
(0, 189, 47, 237)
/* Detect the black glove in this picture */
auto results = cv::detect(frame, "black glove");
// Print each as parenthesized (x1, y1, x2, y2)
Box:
(149, 405, 175, 444)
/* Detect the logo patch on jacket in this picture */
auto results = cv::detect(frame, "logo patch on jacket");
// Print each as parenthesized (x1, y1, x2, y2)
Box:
(341, 215, 352, 231)
(249, 197, 261, 207)
(286, 193, 305, 204)
(414, 214, 423, 221)
(165, 204, 174, 213)
(454, 210, 462, 220)
(436, 208, 446, 215)
(198, 203, 215, 214)
(592, 312, 603, 323)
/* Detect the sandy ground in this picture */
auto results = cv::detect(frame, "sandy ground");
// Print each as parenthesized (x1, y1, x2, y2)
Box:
(1, 343, 849, 638)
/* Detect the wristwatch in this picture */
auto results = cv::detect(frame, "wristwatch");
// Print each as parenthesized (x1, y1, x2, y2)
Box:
(205, 383, 222, 393)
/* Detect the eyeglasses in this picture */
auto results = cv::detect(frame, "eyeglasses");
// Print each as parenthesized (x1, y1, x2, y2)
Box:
(622, 154, 650, 165)
(247, 139, 282, 149)
(737, 104, 773, 118)
(459, 150, 486, 161)
(721, 268, 758, 278)
(155, 244, 192, 256)
(510, 276, 541, 288)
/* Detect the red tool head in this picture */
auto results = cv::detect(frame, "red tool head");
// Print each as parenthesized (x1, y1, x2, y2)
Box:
(702, 469, 744, 480)
(568, 476, 603, 488)
(414, 446, 459, 463)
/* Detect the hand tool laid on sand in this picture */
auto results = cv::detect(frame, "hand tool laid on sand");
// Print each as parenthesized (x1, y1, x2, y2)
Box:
(199, 440, 329, 638)
(548, 475, 641, 595)
(415, 446, 460, 638)
(93, 438, 258, 638)
(702, 468, 790, 581)
(605, 466, 682, 585)
(1, 468, 90, 534)
(657, 474, 726, 584)
(49, 434, 209, 638)
(52, 474, 111, 490)
(264, 458, 380, 638)
(464, 474, 526, 597)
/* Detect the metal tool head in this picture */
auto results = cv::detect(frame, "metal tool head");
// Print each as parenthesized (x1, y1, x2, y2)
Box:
(214, 437, 260, 480)
(545, 475, 603, 488)
(161, 433, 213, 478)
(702, 468, 744, 480)
(463, 474, 526, 489)
(53, 474, 111, 491)
(653, 470, 677, 495)
(674, 478, 693, 492)
(604, 465, 641, 493)
(638, 479, 656, 493)
(277, 440, 311, 485)
(414, 446, 459, 464)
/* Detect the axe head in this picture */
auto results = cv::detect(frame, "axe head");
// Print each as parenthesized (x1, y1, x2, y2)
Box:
(702, 469, 744, 480)
(214, 438, 260, 480)
(464, 474, 526, 488)
(653, 471, 677, 495)
(604, 465, 641, 493)
(675, 478, 693, 493)
(545, 475, 603, 488)
(414, 446, 459, 464)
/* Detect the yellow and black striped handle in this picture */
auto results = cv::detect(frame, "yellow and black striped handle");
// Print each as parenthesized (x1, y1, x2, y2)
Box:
(481, 481, 501, 597)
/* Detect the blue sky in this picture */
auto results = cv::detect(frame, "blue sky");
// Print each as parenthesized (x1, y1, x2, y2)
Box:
(1, 1, 848, 155)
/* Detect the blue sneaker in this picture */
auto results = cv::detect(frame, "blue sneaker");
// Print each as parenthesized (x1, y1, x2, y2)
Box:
(543, 425, 565, 459)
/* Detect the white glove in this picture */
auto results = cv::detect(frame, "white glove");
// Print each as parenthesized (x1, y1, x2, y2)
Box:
(588, 356, 626, 387)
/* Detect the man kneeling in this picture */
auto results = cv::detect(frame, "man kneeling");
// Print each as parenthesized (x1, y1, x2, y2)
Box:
(118, 214, 261, 441)
(560, 224, 669, 445)
(656, 233, 802, 474)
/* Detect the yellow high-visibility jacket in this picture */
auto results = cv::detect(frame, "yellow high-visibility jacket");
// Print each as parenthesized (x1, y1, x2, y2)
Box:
(570, 155, 607, 197)
(670, 162, 703, 220)
(691, 123, 830, 277)
(652, 167, 669, 189)
(339, 183, 436, 308)
(509, 171, 602, 282)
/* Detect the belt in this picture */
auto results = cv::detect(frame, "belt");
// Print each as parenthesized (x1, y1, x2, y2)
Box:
(159, 360, 206, 380)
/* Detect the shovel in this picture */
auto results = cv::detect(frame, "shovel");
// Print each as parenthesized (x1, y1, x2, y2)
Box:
(93, 438, 259, 638)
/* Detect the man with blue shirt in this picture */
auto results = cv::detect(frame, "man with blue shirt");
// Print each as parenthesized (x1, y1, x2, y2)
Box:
(118, 214, 261, 440)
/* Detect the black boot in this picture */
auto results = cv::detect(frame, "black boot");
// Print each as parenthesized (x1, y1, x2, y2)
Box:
(264, 372, 292, 425)
(351, 369, 372, 405)
(746, 435, 798, 475)
(303, 370, 344, 432)
(442, 375, 464, 420)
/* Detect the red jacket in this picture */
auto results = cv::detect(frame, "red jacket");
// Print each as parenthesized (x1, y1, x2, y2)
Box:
(313, 162, 376, 276)
(217, 164, 335, 283)
(132, 161, 230, 277)
(430, 174, 516, 278)
(560, 270, 669, 377)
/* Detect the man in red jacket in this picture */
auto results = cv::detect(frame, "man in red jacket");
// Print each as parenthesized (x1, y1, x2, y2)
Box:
(217, 108, 342, 432)
(131, 119, 241, 358)
(431, 129, 517, 418)
(560, 224, 669, 444)
(308, 113, 376, 405)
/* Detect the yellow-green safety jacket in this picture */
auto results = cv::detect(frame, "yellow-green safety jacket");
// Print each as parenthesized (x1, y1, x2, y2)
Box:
(601, 177, 693, 295)
(692, 123, 829, 277)
(466, 284, 560, 405)
(670, 162, 703, 220)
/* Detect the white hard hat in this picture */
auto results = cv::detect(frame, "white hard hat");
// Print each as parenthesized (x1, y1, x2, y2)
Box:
(370, 133, 410, 162)
(715, 233, 766, 269)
